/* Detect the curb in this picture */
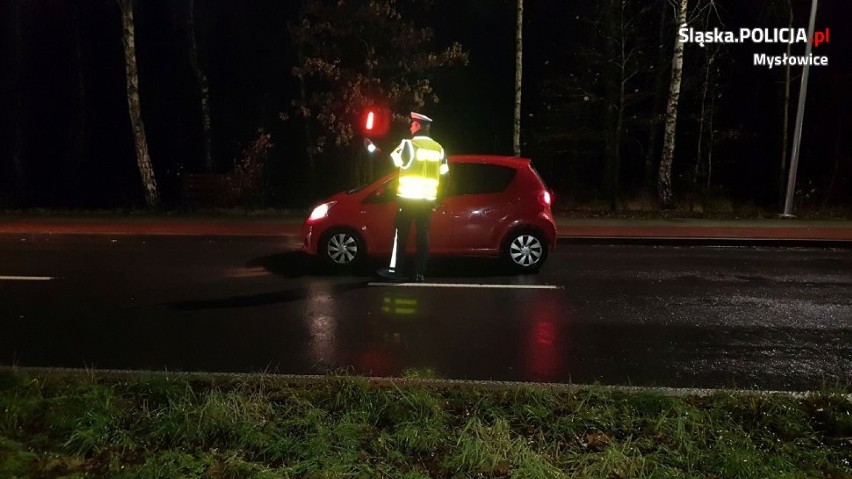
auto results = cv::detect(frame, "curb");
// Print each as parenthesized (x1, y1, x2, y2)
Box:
(3, 366, 849, 401)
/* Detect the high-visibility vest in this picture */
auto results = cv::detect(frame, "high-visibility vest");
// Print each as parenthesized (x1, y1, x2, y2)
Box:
(391, 136, 448, 201)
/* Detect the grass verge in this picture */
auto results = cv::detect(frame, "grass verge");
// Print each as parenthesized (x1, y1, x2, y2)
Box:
(1, 368, 851, 478)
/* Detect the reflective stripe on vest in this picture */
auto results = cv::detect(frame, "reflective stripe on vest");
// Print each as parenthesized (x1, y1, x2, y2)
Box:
(398, 177, 440, 201)
(396, 136, 444, 201)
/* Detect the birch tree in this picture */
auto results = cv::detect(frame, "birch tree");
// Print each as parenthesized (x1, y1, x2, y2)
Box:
(657, 0, 688, 209)
(644, 0, 671, 195)
(691, 52, 719, 192)
(117, 0, 159, 208)
(513, 0, 523, 157)
(691, 4, 724, 195)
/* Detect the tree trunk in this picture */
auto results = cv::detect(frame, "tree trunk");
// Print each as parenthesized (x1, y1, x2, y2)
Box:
(644, 0, 668, 195)
(693, 53, 713, 190)
(657, 0, 688, 209)
(118, 0, 159, 208)
(513, 0, 523, 157)
(187, 0, 213, 173)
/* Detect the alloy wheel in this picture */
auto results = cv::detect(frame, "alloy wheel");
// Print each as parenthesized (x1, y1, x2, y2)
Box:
(509, 234, 543, 268)
(326, 232, 359, 264)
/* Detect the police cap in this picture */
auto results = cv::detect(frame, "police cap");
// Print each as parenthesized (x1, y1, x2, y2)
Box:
(410, 112, 433, 124)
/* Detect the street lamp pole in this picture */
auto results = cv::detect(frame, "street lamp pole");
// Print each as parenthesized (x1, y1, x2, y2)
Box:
(781, 0, 819, 218)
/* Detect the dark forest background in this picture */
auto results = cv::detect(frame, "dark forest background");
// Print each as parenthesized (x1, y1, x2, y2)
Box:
(0, 0, 849, 214)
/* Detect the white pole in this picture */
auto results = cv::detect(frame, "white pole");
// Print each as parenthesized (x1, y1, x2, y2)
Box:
(782, 0, 819, 217)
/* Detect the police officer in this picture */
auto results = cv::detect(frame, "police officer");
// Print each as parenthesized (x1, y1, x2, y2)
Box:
(378, 112, 448, 282)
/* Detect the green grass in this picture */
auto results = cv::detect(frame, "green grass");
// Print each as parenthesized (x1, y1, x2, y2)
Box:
(1, 369, 851, 478)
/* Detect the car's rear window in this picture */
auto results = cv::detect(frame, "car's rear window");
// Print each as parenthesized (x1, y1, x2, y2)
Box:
(443, 163, 516, 196)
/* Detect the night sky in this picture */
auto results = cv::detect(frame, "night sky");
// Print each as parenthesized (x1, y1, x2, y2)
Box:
(0, 0, 850, 209)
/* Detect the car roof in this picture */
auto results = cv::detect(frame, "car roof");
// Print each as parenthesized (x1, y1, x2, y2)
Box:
(447, 155, 532, 169)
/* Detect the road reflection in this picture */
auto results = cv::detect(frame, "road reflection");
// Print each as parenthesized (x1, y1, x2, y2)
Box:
(299, 280, 574, 382)
(303, 281, 338, 369)
(353, 289, 423, 376)
(524, 293, 570, 382)
(331, 287, 439, 377)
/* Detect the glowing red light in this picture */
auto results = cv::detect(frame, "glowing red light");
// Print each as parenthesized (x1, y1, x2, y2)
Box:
(359, 105, 390, 137)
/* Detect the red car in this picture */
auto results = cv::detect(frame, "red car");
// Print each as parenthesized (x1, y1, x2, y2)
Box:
(302, 155, 556, 272)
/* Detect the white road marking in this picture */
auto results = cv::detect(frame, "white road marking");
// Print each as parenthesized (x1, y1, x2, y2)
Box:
(0, 275, 56, 281)
(368, 282, 562, 289)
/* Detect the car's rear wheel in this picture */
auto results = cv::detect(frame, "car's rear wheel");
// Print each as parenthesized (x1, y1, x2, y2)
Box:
(320, 228, 365, 268)
(503, 230, 548, 272)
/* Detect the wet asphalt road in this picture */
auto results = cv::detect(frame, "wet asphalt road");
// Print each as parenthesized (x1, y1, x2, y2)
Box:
(1, 234, 850, 391)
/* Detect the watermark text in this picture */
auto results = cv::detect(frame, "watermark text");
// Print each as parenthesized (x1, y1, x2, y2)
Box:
(678, 25, 832, 68)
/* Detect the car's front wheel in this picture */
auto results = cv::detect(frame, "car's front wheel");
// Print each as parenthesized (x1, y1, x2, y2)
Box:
(503, 230, 548, 272)
(320, 228, 365, 268)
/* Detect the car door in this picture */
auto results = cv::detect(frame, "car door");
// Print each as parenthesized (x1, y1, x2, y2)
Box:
(360, 176, 455, 255)
(359, 177, 399, 255)
(436, 163, 517, 252)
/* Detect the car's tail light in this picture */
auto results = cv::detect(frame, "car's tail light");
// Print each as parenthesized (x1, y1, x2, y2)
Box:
(308, 201, 336, 222)
(538, 190, 552, 207)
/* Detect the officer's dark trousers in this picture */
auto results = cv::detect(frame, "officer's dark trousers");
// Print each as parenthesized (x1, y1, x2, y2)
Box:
(390, 198, 435, 275)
